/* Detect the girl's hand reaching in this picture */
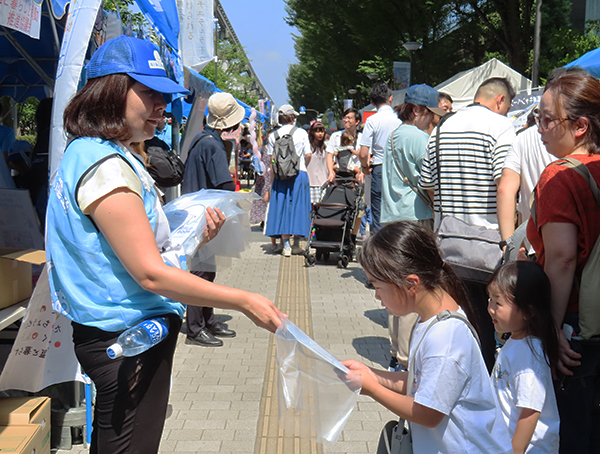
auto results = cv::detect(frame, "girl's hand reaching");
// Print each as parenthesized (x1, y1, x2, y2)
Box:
(341, 360, 379, 396)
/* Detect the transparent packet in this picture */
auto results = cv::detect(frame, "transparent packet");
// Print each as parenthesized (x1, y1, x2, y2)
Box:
(275, 318, 361, 443)
(160, 189, 257, 271)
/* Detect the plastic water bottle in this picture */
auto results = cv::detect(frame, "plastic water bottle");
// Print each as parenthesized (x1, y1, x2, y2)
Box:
(107, 317, 170, 359)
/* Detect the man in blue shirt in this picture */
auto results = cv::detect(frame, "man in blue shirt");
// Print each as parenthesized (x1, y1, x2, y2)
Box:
(182, 92, 244, 346)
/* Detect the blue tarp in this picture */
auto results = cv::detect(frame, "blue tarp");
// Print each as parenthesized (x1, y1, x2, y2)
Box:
(172, 68, 267, 124)
(565, 47, 600, 78)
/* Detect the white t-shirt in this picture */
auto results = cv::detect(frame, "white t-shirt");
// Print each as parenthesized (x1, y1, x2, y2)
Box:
(409, 312, 512, 454)
(77, 146, 171, 250)
(502, 126, 557, 220)
(267, 124, 311, 173)
(360, 105, 401, 165)
(491, 337, 560, 453)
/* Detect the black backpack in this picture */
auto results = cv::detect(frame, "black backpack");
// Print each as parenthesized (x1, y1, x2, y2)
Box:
(272, 126, 300, 180)
(144, 136, 185, 187)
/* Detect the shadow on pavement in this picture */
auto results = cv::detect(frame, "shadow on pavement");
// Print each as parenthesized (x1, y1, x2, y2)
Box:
(351, 336, 391, 368)
(364, 309, 389, 329)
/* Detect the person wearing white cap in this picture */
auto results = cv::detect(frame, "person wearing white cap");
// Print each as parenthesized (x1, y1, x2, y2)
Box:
(45, 35, 284, 453)
(181, 92, 244, 347)
(265, 104, 312, 256)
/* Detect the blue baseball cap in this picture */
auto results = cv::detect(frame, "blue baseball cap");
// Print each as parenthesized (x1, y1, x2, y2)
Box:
(85, 35, 189, 96)
(404, 84, 446, 116)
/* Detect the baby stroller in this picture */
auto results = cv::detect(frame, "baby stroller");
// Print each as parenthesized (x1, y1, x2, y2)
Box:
(304, 176, 362, 268)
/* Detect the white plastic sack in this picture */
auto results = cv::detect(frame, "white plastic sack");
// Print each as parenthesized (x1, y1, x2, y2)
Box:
(161, 189, 257, 271)
(275, 318, 361, 443)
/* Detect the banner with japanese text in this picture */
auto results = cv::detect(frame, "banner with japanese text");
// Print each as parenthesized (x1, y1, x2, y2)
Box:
(0, 267, 88, 392)
(0, 0, 41, 39)
(49, 0, 103, 177)
(177, 0, 214, 71)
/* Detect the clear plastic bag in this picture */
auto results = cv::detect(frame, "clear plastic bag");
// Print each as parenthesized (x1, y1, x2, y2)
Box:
(275, 318, 361, 443)
(160, 189, 257, 271)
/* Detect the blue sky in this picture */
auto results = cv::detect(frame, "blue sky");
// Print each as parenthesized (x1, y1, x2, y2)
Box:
(219, 0, 297, 108)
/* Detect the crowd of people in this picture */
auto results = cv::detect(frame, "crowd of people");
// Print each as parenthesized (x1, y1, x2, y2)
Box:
(2, 30, 599, 454)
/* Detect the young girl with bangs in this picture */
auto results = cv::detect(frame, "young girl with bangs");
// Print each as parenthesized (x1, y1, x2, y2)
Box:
(342, 221, 511, 454)
(487, 261, 560, 453)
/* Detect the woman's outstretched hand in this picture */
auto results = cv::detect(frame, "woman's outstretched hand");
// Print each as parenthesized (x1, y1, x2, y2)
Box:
(242, 292, 286, 333)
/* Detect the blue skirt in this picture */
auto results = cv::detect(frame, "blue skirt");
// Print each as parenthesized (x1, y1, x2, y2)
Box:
(266, 171, 311, 237)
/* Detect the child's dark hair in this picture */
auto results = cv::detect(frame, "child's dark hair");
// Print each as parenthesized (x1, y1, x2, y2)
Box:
(359, 221, 478, 333)
(488, 261, 559, 372)
(340, 131, 354, 147)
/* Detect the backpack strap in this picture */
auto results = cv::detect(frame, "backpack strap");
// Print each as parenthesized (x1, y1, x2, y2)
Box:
(405, 310, 479, 407)
(532, 157, 600, 229)
(561, 157, 600, 205)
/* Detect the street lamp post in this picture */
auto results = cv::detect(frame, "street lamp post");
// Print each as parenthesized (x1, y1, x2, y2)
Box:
(402, 41, 422, 86)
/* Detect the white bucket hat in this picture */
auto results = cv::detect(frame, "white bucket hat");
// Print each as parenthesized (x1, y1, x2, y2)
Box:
(207, 92, 245, 129)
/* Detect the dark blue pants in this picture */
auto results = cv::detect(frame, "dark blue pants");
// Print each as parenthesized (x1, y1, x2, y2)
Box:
(370, 164, 382, 235)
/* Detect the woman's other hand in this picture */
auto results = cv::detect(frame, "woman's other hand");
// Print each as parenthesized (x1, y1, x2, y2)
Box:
(199, 206, 226, 247)
(557, 328, 582, 376)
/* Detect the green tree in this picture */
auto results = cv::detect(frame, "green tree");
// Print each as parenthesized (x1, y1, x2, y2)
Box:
(200, 39, 259, 107)
(285, 0, 596, 114)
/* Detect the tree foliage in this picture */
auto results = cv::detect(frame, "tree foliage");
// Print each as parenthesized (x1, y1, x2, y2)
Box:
(200, 39, 259, 107)
(285, 0, 598, 112)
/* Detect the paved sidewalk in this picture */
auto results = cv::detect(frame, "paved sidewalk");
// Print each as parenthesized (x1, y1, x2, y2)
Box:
(56, 230, 395, 453)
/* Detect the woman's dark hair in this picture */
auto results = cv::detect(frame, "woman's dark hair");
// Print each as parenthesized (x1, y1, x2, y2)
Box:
(64, 74, 136, 142)
(308, 122, 325, 152)
(544, 69, 600, 155)
(278, 113, 295, 126)
(358, 221, 477, 331)
(488, 261, 559, 372)
(395, 103, 416, 122)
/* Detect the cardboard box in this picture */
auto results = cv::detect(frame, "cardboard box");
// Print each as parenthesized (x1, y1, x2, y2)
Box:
(0, 424, 41, 453)
(0, 249, 46, 310)
(0, 398, 50, 454)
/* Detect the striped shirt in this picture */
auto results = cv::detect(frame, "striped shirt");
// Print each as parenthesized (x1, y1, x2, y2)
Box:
(419, 104, 516, 229)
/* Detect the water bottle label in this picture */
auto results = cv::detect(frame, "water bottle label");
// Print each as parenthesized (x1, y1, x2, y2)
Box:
(140, 319, 167, 346)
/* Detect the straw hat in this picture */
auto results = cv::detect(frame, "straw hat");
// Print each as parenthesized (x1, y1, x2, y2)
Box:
(206, 93, 245, 129)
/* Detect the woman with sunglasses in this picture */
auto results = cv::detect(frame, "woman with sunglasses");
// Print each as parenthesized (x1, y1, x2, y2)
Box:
(527, 68, 600, 453)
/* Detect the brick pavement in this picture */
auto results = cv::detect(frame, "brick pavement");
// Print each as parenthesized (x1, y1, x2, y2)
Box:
(55, 230, 395, 453)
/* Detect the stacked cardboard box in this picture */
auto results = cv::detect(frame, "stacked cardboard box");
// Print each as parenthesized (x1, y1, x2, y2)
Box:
(0, 397, 50, 454)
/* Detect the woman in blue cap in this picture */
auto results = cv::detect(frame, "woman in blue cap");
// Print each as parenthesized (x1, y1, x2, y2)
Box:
(46, 35, 284, 453)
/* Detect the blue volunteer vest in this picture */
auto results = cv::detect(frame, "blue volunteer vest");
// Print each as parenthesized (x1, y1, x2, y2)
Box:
(46, 138, 184, 331)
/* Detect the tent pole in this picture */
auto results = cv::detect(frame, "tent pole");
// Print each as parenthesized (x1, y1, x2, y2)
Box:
(45, 0, 61, 55)
(1, 27, 55, 89)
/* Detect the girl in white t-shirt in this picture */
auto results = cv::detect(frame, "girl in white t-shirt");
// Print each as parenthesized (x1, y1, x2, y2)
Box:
(487, 261, 560, 453)
(342, 221, 511, 454)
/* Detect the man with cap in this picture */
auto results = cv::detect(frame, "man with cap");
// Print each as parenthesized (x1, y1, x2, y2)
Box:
(181, 92, 243, 347)
(380, 84, 446, 372)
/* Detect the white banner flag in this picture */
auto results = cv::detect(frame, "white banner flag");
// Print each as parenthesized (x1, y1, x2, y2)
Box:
(49, 0, 103, 178)
(0, 0, 41, 39)
(177, 0, 214, 70)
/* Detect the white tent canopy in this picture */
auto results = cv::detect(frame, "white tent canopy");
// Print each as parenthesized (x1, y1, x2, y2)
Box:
(362, 58, 532, 113)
